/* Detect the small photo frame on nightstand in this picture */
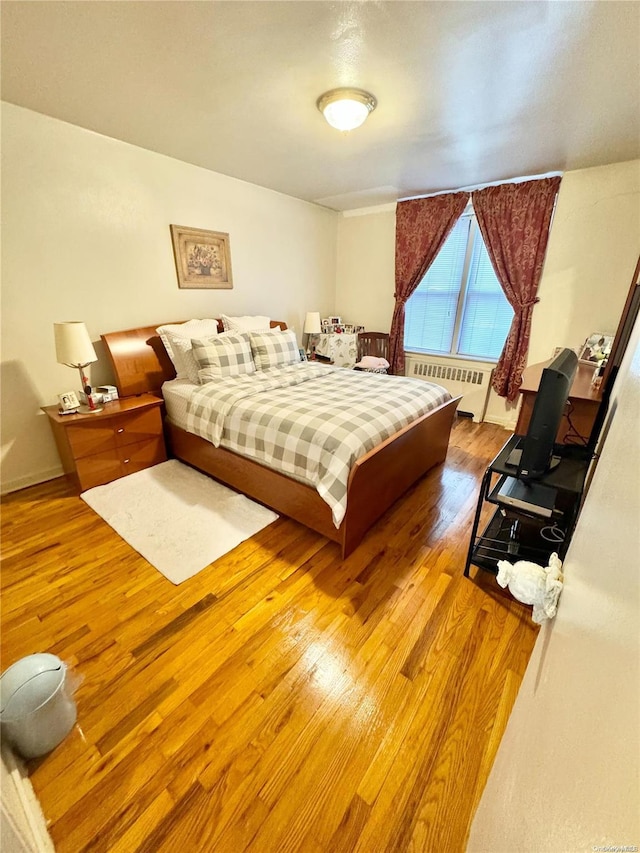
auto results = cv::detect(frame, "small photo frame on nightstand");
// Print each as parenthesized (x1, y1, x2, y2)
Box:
(58, 391, 80, 412)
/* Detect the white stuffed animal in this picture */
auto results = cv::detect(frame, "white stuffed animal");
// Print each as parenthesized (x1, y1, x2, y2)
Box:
(496, 552, 564, 624)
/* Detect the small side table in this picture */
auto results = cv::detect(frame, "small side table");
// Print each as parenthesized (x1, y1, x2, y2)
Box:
(42, 394, 166, 492)
(309, 333, 357, 368)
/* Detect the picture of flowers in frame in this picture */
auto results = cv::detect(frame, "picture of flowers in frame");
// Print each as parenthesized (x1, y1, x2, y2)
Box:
(170, 224, 233, 289)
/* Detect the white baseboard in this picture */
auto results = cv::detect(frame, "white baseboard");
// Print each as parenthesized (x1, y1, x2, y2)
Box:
(0, 466, 64, 496)
(484, 414, 518, 430)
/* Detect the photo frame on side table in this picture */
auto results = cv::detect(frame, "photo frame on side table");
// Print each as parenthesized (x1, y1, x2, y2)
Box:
(170, 224, 233, 289)
(58, 391, 80, 413)
(578, 332, 613, 364)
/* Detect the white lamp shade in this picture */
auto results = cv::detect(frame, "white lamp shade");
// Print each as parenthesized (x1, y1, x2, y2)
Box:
(303, 312, 322, 334)
(54, 322, 98, 366)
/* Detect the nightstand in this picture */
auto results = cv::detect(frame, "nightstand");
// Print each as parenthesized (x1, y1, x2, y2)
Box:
(42, 394, 166, 491)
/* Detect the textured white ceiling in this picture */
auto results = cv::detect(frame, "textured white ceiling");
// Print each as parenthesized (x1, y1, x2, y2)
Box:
(2, 1, 639, 210)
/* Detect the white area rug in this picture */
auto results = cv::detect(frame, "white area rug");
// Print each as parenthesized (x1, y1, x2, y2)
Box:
(81, 460, 278, 584)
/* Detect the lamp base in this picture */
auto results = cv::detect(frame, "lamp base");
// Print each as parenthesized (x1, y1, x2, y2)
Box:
(77, 404, 104, 414)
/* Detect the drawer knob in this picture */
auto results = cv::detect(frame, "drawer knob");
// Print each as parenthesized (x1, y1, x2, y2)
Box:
(117, 428, 125, 433)
(123, 458, 130, 464)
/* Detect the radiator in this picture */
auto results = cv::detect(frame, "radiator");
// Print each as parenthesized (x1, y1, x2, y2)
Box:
(405, 355, 494, 423)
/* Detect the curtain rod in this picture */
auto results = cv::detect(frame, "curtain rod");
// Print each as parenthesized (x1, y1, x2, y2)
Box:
(397, 171, 563, 203)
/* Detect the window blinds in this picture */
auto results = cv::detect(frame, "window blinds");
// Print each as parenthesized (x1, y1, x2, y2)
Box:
(404, 217, 470, 354)
(404, 214, 513, 361)
(457, 234, 514, 359)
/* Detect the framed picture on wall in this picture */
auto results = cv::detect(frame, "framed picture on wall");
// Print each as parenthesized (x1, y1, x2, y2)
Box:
(170, 224, 233, 289)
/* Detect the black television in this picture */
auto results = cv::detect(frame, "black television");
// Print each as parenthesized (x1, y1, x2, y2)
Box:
(516, 347, 578, 481)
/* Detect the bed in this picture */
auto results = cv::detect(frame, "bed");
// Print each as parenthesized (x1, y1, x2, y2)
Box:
(102, 320, 460, 558)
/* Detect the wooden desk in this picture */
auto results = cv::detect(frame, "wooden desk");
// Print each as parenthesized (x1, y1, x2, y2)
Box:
(516, 360, 603, 444)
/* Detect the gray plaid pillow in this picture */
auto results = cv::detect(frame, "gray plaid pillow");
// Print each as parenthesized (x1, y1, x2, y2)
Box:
(249, 329, 301, 370)
(192, 332, 256, 380)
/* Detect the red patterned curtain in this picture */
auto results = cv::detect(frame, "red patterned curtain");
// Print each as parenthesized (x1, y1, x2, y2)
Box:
(390, 192, 469, 375)
(472, 177, 561, 401)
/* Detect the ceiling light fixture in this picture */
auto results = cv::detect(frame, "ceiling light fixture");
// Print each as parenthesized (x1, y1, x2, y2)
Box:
(317, 88, 377, 132)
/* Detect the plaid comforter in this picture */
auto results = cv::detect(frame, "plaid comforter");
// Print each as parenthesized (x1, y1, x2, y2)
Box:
(185, 363, 450, 528)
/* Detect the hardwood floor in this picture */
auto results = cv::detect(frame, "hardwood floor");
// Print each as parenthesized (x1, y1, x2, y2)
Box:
(1, 419, 538, 852)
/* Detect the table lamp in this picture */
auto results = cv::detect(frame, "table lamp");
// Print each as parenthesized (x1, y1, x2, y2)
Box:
(54, 321, 103, 413)
(303, 311, 321, 357)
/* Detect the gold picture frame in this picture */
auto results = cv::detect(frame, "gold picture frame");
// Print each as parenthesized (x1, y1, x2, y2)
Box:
(170, 224, 233, 289)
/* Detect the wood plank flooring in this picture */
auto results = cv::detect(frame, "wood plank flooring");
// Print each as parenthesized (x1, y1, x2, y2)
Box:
(1, 419, 538, 852)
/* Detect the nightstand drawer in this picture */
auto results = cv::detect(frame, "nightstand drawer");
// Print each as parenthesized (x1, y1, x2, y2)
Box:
(66, 406, 162, 458)
(66, 421, 117, 459)
(114, 407, 162, 448)
(118, 436, 166, 474)
(75, 437, 166, 490)
(76, 450, 122, 490)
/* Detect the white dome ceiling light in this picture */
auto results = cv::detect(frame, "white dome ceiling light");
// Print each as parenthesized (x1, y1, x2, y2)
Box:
(317, 88, 377, 132)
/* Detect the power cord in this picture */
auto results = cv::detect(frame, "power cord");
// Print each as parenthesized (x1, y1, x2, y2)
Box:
(563, 400, 589, 446)
(540, 523, 565, 544)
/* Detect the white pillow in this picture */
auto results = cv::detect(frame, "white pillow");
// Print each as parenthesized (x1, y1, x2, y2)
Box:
(156, 320, 219, 381)
(221, 314, 271, 333)
(249, 329, 301, 370)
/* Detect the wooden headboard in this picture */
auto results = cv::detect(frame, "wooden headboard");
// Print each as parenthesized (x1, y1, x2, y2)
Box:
(102, 320, 288, 397)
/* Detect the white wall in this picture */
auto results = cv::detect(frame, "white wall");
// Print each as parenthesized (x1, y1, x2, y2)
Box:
(468, 314, 640, 852)
(528, 159, 640, 363)
(334, 162, 640, 427)
(0, 104, 338, 492)
(334, 205, 397, 332)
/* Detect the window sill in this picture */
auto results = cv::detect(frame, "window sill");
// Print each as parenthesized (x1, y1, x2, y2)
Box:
(404, 349, 498, 366)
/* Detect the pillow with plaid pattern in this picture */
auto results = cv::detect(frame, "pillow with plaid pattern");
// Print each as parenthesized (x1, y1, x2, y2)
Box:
(249, 329, 301, 370)
(166, 332, 219, 384)
(192, 332, 256, 381)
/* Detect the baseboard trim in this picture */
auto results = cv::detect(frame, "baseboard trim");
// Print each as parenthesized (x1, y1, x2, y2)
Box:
(1, 466, 64, 496)
(484, 414, 518, 430)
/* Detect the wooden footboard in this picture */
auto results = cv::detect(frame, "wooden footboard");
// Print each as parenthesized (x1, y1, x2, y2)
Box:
(166, 395, 460, 559)
(341, 395, 460, 556)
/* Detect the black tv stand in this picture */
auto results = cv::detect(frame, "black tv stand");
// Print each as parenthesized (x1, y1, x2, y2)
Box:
(464, 434, 590, 577)
(548, 453, 562, 472)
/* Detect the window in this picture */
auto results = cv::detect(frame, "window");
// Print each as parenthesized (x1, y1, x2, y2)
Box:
(404, 213, 513, 361)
